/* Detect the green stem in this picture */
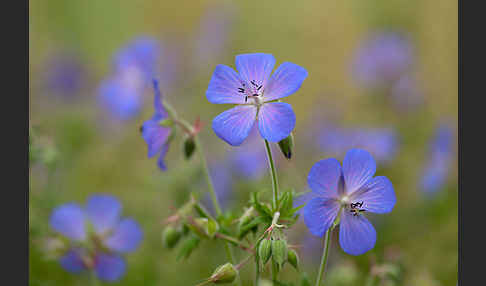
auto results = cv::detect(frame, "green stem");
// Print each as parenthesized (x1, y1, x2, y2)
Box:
(263, 139, 279, 211)
(90, 271, 100, 286)
(315, 228, 333, 286)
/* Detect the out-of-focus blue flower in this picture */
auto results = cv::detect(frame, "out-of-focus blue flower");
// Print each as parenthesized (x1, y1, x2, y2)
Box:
(141, 80, 172, 171)
(228, 126, 268, 180)
(194, 4, 235, 68)
(206, 160, 234, 212)
(99, 37, 160, 121)
(44, 51, 86, 98)
(420, 123, 455, 195)
(302, 149, 396, 255)
(352, 31, 413, 88)
(318, 125, 399, 164)
(390, 75, 423, 111)
(49, 194, 143, 282)
(207, 53, 308, 146)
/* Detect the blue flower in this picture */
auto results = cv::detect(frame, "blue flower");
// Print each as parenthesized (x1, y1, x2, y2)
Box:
(352, 31, 413, 88)
(317, 125, 399, 164)
(141, 80, 172, 171)
(49, 194, 143, 282)
(99, 37, 160, 121)
(420, 123, 455, 195)
(207, 53, 308, 146)
(302, 149, 396, 255)
(44, 51, 87, 99)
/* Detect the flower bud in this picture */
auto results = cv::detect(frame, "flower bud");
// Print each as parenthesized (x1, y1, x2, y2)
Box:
(183, 136, 196, 160)
(277, 133, 294, 159)
(271, 239, 288, 269)
(287, 249, 299, 269)
(162, 226, 181, 249)
(209, 263, 238, 284)
(258, 239, 272, 266)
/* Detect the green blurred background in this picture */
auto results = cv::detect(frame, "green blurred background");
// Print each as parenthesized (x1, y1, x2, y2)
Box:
(29, 0, 457, 285)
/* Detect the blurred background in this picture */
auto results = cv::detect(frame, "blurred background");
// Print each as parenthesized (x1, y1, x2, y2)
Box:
(29, 0, 457, 285)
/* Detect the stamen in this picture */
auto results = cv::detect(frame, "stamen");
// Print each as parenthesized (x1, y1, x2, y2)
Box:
(349, 201, 366, 216)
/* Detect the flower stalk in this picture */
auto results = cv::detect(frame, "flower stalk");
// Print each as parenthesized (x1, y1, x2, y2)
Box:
(264, 139, 279, 211)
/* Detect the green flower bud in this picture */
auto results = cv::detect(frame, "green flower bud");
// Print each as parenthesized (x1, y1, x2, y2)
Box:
(162, 226, 181, 249)
(183, 136, 196, 160)
(258, 239, 272, 266)
(277, 133, 294, 159)
(287, 249, 299, 270)
(271, 239, 288, 269)
(209, 263, 238, 284)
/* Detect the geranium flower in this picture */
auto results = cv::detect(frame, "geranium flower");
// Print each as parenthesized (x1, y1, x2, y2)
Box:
(206, 53, 307, 146)
(303, 149, 396, 255)
(141, 80, 172, 170)
(49, 194, 143, 282)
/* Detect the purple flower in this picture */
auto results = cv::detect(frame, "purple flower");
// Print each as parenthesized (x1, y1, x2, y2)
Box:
(99, 37, 160, 120)
(207, 53, 308, 146)
(141, 80, 172, 171)
(352, 31, 413, 88)
(318, 126, 399, 164)
(302, 149, 396, 255)
(49, 194, 143, 282)
(420, 123, 455, 195)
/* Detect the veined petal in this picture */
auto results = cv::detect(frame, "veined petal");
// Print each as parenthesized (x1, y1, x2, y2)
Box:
(105, 218, 143, 253)
(157, 142, 170, 171)
(307, 158, 342, 198)
(59, 249, 87, 274)
(264, 62, 308, 102)
(152, 79, 168, 118)
(257, 102, 296, 142)
(206, 64, 246, 104)
(339, 211, 376, 255)
(212, 105, 257, 146)
(49, 203, 86, 241)
(351, 176, 396, 214)
(342, 149, 376, 194)
(303, 197, 340, 237)
(85, 195, 121, 235)
(235, 53, 275, 88)
(95, 253, 126, 282)
(141, 119, 171, 158)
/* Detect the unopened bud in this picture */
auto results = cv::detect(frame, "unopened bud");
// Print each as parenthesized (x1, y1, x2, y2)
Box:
(183, 136, 196, 160)
(271, 239, 288, 269)
(277, 133, 294, 159)
(209, 263, 238, 284)
(162, 226, 181, 249)
(287, 249, 299, 269)
(258, 239, 272, 266)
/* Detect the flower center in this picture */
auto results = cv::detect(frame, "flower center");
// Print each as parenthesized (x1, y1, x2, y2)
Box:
(348, 201, 366, 217)
(238, 80, 264, 106)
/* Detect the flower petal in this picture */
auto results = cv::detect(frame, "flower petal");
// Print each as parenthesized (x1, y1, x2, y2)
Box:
(235, 53, 275, 88)
(98, 77, 142, 121)
(206, 64, 246, 104)
(303, 197, 340, 237)
(351, 176, 396, 214)
(59, 249, 87, 274)
(257, 102, 296, 142)
(264, 62, 308, 102)
(307, 158, 342, 198)
(105, 218, 143, 253)
(339, 211, 376, 255)
(49, 203, 86, 241)
(342, 149, 376, 194)
(85, 195, 122, 235)
(151, 79, 168, 119)
(212, 105, 257, 146)
(157, 142, 170, 171)
(95, 253, 126, 282)
(141, 119, 171, 158)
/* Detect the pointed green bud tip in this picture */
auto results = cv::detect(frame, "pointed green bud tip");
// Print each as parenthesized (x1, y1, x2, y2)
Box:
(183, 136, 196, 160)
(271, 239, 288, 269)
(209, 263, 238, 284)
(162, 226, 181, 249)
(277, 133, 294, 159)
(258, 239, 272, 266)
(287, 249, 299, 269)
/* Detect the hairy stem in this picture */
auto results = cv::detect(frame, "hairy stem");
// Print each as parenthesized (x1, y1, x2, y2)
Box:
(263, 139, 279, 211)
(315, 228, 333, 286)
